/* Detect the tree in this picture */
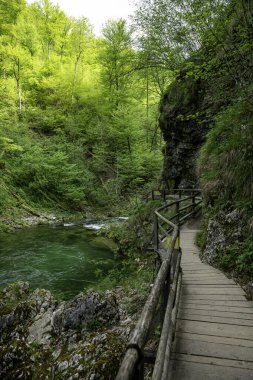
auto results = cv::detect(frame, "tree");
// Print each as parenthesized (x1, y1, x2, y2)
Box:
(133, 0, 230, 69)
(0, 0, 26, 34)
(100, 19, 135, 107)
(69, 17, 93, 105)
(30, 0, 69, 60)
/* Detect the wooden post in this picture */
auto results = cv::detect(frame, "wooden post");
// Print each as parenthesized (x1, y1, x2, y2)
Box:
(163, 189, 166, 202)
(161, 274, 170, 329)
(192, 190, 196, 215)
(175, 201, 180, 248)
(133, 359, 144, 380)
(154, 214, 159, 251)
(176, 200, 180, 227)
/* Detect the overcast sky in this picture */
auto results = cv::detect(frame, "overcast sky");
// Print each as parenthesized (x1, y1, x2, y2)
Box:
(26, 0, 135, 36)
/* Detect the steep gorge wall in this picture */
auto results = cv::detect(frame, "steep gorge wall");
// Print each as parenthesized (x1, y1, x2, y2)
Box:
(159, 0, 253, 192)
(159, 0, 253, 285)
(159, 73, 208, 188)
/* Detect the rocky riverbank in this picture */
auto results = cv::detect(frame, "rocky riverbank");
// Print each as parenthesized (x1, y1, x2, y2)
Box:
(0, 281, 145, 379)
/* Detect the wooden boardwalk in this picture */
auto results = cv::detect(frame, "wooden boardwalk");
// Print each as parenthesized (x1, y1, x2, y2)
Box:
(170, 225, 253, 379)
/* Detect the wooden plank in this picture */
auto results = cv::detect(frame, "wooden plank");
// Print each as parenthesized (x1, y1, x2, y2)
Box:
(182, 284, 241, 288)
(181, 267, 218, 272)
(171, 353, 253, 370)
(169, 359, 253, 380)
(178, 307, 253, 319)
(179, 304, 253, 313)
(178, 313, 253, 327)
(173, 332, 253, 347)
(181, 268, 221, 273)
(181, 262, 208, 266)
(181, 287, 245, 296)
(180, 299, 253, 307)
(181, 264, 207, 267)
(182, 272, 229, 276)
(182, 284, 243, 288)
(173, 338, 253, 361)
(181, 263, 218, 268)
(183, 277, 236, 286)
(182, 276, 231, 280)
(182, 279, 236, 284)
(181, 294, 246, 300)
(176, 319, 253, 340)
(182, 272, 223, 276)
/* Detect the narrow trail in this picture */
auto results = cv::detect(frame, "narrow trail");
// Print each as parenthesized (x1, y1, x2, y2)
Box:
(169, 223, 253, 380)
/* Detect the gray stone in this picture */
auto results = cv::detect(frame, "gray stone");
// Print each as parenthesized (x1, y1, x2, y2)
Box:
(203, 219, 225, 264)
(51, 292, 119, 332)
(224, 209, 241, 224)
(28, 309, 53, 345)
(58, 360, 69, 372)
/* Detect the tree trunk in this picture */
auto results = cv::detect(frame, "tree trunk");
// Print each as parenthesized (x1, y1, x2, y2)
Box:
(71, 53, 81, 105)
(13, 58, 22, 112)
(17, 79, 22, 112)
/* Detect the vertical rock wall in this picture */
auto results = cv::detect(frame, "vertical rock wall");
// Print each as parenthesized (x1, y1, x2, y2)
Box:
(159, 75, 209, 188)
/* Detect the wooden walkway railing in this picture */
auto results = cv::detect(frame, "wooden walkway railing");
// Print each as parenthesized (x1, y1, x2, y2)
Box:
(115, 189, 202, 380)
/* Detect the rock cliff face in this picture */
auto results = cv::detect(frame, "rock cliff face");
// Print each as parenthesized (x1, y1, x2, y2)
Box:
(159, 75, 209, 188)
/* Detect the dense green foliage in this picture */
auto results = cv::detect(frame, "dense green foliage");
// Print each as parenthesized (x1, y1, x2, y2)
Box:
(0, 0, 166, 224)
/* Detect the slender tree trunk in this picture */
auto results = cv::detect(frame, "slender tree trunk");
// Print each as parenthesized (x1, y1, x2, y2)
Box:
(13, 58, 22, 112)
(71, 53, 81, 105)
(17, 79, 22, 112)
(146, 66, 150, 144)
(48, 41, 51, 60)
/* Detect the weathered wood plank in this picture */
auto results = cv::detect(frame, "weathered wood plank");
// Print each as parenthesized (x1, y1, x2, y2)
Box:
(173, 338, 253, 361)
(174, 332, 253, 347)
(176, 319, 253, 340)
(180, 299, 253, 307)
(182, 272, 230, 276)
(182, 277, 232, 282)
(181, 286, 245, 296)
(182, 270, 221, 273)
(180, 294, 246, 300)
(178, 307, 253, 319)
(182, 281, 237, 285)
(171, 353, 253, 370)
(178, 313, 253, 326)
(168, 359, 253, 380)
(179, 304, 253, 313)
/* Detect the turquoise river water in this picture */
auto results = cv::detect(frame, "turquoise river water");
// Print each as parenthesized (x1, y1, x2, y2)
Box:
(0, 220, 121, 299)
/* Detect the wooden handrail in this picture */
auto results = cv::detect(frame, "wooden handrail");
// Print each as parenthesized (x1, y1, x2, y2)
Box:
(115, 191, 202, 380)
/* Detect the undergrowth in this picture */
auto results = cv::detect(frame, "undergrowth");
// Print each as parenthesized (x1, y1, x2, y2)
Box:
(219, 239, 253, 279)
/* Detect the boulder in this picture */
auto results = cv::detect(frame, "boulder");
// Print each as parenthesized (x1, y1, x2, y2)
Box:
(52, 292, 119, 333)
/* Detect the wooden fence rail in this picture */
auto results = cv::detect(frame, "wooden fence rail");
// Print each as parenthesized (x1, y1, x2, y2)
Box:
(115, 189, 202, 380)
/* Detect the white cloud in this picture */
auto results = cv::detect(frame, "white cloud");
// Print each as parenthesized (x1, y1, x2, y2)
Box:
(26, 0, 135, 36)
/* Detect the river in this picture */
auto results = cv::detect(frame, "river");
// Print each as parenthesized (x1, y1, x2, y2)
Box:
(0, 218, 125, 299)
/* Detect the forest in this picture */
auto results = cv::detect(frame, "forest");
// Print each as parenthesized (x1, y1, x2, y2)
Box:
(0, 0, 170, 227)
(0, 0, 253, 378)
